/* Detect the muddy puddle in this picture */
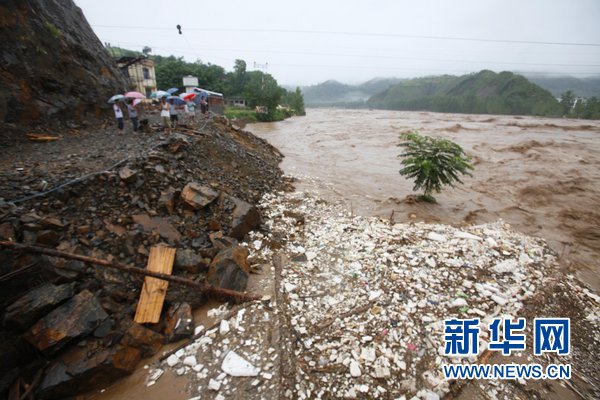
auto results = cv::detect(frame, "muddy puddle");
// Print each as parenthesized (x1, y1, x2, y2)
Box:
(247, 108, 600, 291)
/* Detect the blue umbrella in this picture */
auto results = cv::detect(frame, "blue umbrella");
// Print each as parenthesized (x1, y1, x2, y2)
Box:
(192, 89, 209, 105)
(166, 87, 179, 94)
(167, 96, 186, 105)
(150, 90, 170, 99)
(108, 94, 125, 103)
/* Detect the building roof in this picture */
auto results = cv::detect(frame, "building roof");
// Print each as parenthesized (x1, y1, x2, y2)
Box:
(192, 87, 223, 98)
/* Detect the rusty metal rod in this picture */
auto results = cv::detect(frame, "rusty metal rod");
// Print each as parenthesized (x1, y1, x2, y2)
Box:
(0, 240, 261, 302)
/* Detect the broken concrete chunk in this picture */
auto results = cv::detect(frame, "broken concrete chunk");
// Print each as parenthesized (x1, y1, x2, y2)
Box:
(181, 182, 219, 209)
(164, 302, 194, 343)
(221, 350, 260, 377)
(5, 282, 75, 330)
(24, 290, 108, 354)
(207, 246, 251, 292)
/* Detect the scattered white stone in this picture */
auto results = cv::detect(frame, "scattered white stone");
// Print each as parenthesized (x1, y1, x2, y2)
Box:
(194, 325, 204, 336)
(221, 351, 260, 377)
(454, 231, 482, 241)
(450, 298, 468, 308)
(368, 290, 382, 301)
(427, 232, 447, 242)
(425, 258, 437, 268)
(166, 354, 180, 367)
(493, 259, 519, 274)
(145, 368, 164, 387)
(262, 372, 273, 380)
(491, 294, 509, 306)
(349, 360, 362, 377)
(183, 355, 197, 367)
(374, 366, 391, 378)
(360, 347, 376, 362)
(219, 319, 230, 335)
(208, 379, 221, 391)
(284, 282, 297, 293)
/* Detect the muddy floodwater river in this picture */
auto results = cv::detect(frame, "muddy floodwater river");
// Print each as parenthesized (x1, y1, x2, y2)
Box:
(247, 108, 600, 291)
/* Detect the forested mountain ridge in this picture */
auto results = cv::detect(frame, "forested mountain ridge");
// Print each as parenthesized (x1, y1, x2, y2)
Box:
(301, 78, 402, 106)
(526, 75, 600, 98)
(367, 70, 563, 116)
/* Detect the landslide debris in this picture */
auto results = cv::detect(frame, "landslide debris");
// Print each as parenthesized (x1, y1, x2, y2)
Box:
(0, 121, 282, 398)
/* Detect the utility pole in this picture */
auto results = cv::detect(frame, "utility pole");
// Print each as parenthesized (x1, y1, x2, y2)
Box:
(253, 62, 269, 113)
(253, 61, 268, 90)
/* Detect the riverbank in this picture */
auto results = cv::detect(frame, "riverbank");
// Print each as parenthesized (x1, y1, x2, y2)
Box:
(147, 187, 599, 399)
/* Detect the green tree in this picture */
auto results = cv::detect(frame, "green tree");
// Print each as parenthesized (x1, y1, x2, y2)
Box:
(244, 71, 283, 119)
(284, 87, 306, 116)
(560, 90, 576, 115)
(398, 132, 473, 202)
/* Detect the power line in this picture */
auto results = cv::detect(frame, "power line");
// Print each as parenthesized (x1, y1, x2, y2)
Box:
(92, 25, 600, 47)
(102, 39, 600, 70)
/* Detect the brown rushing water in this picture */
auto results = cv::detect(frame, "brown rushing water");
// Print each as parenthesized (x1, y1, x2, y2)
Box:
(247, 108, 600, 291)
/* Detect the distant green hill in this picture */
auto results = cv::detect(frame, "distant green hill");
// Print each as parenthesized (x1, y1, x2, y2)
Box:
(302, 78, 402, 107)
(525, 75, 600, 98)
(367, 70, 563, 116)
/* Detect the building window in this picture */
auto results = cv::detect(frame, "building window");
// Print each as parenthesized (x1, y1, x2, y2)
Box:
(143, 67, 150, 80)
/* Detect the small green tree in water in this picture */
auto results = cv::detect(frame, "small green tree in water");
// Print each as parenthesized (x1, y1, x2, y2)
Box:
(398, 132, 473, 202)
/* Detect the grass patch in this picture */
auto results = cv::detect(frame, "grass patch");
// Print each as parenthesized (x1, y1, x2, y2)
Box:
(45, 22, 62, 39)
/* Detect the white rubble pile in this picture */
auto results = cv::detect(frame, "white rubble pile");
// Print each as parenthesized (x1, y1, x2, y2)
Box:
(252, 190, 559, 399)
(157, 300, 280, 399)
(153, 188, 600, 399)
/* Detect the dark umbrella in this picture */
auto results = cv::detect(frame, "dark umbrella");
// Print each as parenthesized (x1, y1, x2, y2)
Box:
(167, 96, 186, 106)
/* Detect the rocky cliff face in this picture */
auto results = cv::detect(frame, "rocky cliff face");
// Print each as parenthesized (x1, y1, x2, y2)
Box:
(0, 0, 127, 130)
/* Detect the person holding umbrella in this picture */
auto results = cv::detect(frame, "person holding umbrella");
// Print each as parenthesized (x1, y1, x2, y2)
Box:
(126, 99, 139, 132)
(168, 98, 179, 129)
(159, 96, 171, 135)
(113, 102, 124, 132)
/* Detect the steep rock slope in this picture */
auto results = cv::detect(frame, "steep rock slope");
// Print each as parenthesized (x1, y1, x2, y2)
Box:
(0, 0, 127, 130)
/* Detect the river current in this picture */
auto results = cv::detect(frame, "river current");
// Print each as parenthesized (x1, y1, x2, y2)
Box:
(247, 108, 600, 290)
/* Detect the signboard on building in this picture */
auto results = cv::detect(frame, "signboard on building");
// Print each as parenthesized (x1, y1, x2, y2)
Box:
(183, 75, 199, 92)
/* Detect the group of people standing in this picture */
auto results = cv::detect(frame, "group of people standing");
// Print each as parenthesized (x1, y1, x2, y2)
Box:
(113, 94, 208, 135)
(112, 99, 139, 133)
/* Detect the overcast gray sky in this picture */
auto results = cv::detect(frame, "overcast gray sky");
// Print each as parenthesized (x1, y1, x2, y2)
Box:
(75, 0, 600, 87)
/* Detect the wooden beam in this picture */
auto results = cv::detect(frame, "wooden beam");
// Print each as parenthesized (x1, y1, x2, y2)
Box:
(0, 240, 261, 303)
(134, 246, 176, 324)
